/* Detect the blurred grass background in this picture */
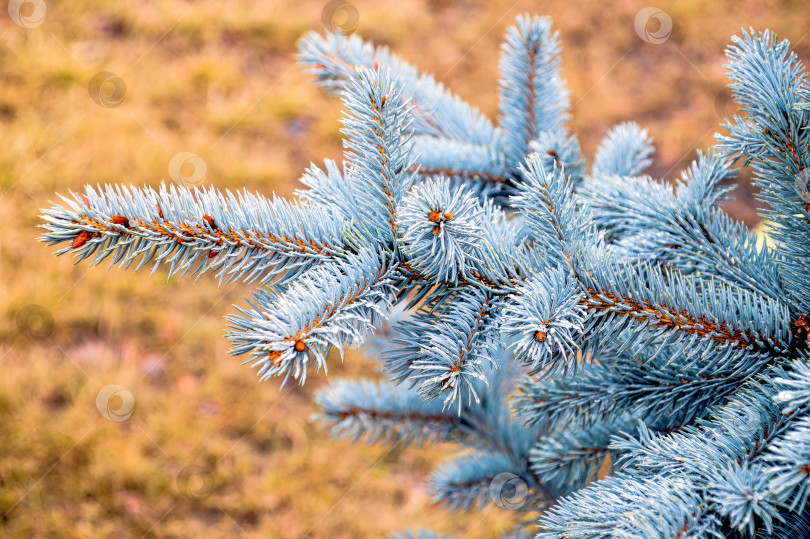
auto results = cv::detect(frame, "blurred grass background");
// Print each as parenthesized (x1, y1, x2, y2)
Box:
(1, 0, 809, 537)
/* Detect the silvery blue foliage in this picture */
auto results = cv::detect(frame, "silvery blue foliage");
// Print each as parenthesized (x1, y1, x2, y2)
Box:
(227, 248, 394, 385)
(710, 463, 780, 536)
(41, 14, 810, 539)
(497, 15, 569, 166)
(397, 178, 484, 284)
(500, 268, 585, 376)
(592, 122, 654, 178)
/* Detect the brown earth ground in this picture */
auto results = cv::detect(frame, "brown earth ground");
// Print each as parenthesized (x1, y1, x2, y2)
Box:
(1, 0, 809, 537)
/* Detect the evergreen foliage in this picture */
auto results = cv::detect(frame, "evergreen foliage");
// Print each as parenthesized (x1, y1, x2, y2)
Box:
(40, 14, 810, 538)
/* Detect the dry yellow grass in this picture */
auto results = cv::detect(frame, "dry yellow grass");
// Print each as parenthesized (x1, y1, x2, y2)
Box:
(1, 1, 809, 537)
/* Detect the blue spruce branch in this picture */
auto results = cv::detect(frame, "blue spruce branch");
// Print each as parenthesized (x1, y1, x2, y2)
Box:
(39, 13, 810, 538)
